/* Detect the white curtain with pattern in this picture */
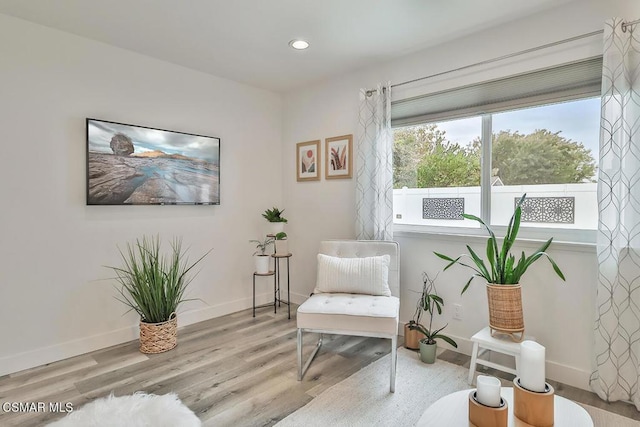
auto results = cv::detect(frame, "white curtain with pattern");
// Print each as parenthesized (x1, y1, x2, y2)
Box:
(592, 17, 640, 409)
(356, 83, 393, 241)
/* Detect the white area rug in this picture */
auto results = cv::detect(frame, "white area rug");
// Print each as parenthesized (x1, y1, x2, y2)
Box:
(586, 405, 640, 427)
(276, 347, 640, 427)
(46, 392, 201, 427)
(276, 347, 469, 427)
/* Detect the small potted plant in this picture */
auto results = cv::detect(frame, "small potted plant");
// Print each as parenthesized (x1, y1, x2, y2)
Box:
(107, 235, 209, 354)
(434, 194, 565, 341)
(250, 236, 274, 274)
(262, 207, 288, 235)
(274, 232, 288, 255)
(408, 272, 457, 363)
(404, 273, 432, 350)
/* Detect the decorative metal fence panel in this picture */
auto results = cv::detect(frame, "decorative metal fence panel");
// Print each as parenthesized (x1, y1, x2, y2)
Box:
(422, 197, 464, 220)
(517, 196, 575, 224)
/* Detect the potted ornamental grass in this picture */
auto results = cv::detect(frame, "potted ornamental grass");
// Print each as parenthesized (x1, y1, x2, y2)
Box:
(434, 194, 565, 341)
(108, 235, 209, 354)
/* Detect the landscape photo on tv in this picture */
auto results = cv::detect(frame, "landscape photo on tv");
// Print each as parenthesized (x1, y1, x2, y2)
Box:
(86, 119, 220, 205)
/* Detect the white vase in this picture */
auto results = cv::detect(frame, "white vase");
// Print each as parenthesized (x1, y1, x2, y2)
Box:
(254, 255, 271, 274)
(267, 222, 285, 236)
(275, 239, 288, 255)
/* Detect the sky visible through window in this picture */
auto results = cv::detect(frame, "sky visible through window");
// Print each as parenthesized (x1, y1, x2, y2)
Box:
(392, 97, 600, 230)
(436, 97, 601, 160)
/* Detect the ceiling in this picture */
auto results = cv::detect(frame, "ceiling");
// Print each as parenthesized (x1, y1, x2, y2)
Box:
(0, 0, 575, 92)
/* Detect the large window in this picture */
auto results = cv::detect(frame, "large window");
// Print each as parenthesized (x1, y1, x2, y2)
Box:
(391, 58, 602, 241)
(393, 116, 481, 228)
(490, 98, 599, 229)
(392, 96, 600, 237)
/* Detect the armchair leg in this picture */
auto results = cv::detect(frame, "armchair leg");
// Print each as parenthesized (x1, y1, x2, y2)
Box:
(297, 329, 322, 381)
(390, 335, 397, 393)
(297, 328, 302, 380)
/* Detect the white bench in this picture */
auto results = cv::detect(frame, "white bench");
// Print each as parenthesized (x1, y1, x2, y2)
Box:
(468, 326, 534, 384)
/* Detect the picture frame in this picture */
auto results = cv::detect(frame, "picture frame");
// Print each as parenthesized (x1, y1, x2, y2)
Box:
(296, 140, 321, 181)
(86, 118, 220, 205)
(325, 134, 353, 179)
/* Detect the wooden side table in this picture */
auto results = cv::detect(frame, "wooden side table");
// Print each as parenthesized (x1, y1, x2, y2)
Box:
(416, 387, 593, 426)
(272, 253, 292, 319)
(252, 270, 276, 317)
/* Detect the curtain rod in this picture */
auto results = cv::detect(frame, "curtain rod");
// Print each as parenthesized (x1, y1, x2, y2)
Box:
(389, 29, 603, 90)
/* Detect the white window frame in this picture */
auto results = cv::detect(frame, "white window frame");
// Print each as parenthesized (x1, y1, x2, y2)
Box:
(392, 99, 599, 245)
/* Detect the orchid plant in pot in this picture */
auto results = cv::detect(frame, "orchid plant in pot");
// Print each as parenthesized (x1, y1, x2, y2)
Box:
(404, 274, 429, 350)
(434, 194, 565, 341)
(407, 272, 457, 363)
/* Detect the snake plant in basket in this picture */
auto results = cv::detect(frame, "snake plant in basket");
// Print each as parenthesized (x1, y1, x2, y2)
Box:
(108, 235, 210, 354)
(434, 194, 565, 341)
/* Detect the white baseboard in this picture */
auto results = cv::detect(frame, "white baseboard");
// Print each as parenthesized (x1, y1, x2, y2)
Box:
(9, 303, 592, 392)
(289, 291, 309, 305)
(398, 322, 591, 391)
(545, 360, 591, 392)
(0, 295, 274, 377)
(177, 294, 271, 326)
(0, 326, 139, 377)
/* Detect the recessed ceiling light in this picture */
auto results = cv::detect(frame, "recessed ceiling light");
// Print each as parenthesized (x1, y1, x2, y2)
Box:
(289, 39, 309, 50)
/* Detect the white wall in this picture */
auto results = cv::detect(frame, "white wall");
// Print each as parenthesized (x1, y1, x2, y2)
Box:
(283, 0, 637, 390)
(0, 14, 282, 375)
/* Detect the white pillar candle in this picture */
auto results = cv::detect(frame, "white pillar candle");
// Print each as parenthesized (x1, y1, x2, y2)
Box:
(476, 375, 502, 407)
(519, 340, 546, 392)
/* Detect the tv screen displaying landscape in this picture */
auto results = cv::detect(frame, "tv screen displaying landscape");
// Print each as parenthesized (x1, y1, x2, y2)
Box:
(86, 119, 220, 205)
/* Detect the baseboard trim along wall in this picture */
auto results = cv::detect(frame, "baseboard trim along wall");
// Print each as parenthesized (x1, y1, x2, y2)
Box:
(0, 296, 274, 377)
(289, 292, 309, 306)
(0, 325, 139, 378)
(6, 298, 593, 391)
(398, 322, 591, 392)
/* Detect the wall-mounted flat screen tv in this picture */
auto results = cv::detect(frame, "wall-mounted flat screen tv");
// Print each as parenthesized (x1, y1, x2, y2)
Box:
(86, 119, 220, 205)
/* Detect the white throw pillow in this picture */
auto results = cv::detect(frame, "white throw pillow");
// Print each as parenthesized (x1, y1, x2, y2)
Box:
(314, 254, 391, 296)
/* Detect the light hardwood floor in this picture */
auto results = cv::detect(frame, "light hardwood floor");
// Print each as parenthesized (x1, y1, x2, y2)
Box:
(0, 306, 391, 426)
(1, 306, 638, 426)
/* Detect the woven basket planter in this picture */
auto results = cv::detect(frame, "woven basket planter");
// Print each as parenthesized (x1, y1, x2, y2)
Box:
(486, 284, 524, 342)
(139, 314, 177, 354)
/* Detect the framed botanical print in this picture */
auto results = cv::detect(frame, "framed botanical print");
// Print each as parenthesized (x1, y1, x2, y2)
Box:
(325, 134, 353, 179)
(296, 140, 320, 181)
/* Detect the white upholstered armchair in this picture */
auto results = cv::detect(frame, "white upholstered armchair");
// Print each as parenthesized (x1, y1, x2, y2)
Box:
(296, 240, 400, 392)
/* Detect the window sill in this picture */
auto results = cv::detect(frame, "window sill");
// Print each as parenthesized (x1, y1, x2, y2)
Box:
(392, 224, 596, 253)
